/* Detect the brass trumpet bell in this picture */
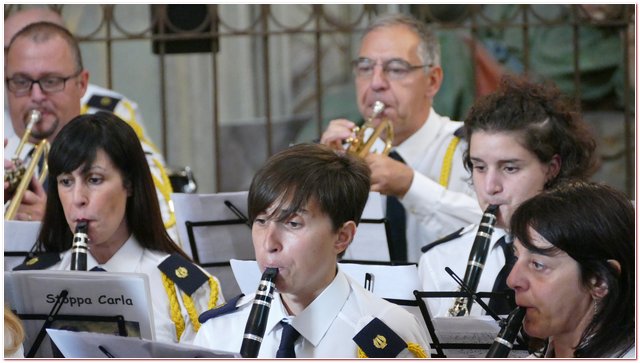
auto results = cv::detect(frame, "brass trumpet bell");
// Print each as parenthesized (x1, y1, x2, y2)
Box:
(5, 110, 50, 220)
(346, 101, 394, 158)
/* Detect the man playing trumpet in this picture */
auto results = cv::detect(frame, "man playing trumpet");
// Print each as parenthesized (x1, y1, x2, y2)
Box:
(320, 13, 481, 263)
(4, 18, 176, 241)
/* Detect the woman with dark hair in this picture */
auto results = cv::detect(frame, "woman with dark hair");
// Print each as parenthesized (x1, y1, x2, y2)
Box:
(16, 112, 224, 344)
(419, 76, 598, 318)
(508, 180, 634, 358)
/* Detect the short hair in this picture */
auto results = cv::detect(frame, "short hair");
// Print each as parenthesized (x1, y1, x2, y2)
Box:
(362, 13, 441, 69)
(510, 180, 634, 358)
(248, 143, 371, 233)
(7, 21, 83, 72)
(463, 75, 598, 188)
(36, 112, 187, 259)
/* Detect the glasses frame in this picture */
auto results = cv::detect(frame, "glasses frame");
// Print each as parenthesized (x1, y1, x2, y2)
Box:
(5, 69, 83, 96)
(351, 57, 432, 81)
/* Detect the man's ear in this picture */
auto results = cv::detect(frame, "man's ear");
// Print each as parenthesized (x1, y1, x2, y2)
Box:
(425, 66, 443, 99)
(335, 221, 356, 255)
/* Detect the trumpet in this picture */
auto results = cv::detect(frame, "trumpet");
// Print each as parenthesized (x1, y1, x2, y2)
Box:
(5, 110, 50, 220)
(449, 204, 499, 316)
(346, 101, 394, 157)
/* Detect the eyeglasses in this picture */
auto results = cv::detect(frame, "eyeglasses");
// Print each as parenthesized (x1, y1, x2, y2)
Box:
(352, 57, 431, 81)
(6, 70, 83, 96)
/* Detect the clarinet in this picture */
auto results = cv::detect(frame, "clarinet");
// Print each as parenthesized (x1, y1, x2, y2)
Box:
(449, 204, 498, 316)
(486, 306, 526, 358)
(70, 220, 89, 271)
(240, 267, 279, 358)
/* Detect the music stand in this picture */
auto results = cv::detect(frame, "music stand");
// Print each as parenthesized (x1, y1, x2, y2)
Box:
(413, 290, 524, 358)
(4, 220, 40, 271)
(173, 192, 253, 298)
(5, 270, 155, 358)
(342, 192, 390, 261)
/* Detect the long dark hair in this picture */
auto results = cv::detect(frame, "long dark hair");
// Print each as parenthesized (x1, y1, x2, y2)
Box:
(510, 180, 634, 357)
(37, 112, 188, 259)
(463, 75, 598, 189)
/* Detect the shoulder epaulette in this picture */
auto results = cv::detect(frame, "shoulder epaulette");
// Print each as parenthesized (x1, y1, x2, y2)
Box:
(198, 293, 244, 324)
(421, 225, 474, 253)
(157, 253, 208, 295)
(13, 253, 60, 270)
(353, 317, 415, 358)
(86, 95, 122, 112)
(454, 125, 465, 139)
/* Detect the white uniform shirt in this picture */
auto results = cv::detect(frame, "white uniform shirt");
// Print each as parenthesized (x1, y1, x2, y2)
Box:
(193, 268, 429, 358)
(49, 235, 224, 344)
(418, 226, 507, 317)
(396, 108, 481, 262)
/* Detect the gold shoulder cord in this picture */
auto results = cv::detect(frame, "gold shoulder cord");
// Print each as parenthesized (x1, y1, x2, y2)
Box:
(161, 273, 220, 341)
(356, 343, 428, 358)
(151, 158, 176, 230)
(438, 136, 460, 188)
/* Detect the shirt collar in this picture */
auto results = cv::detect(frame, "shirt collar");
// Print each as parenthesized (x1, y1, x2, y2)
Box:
(395, 107, 442, 167)
(268, 268, 351, 347)
(91, 235, 143, 272)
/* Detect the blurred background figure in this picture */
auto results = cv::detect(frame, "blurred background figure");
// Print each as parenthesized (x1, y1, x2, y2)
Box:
(4, 305, 25, 358)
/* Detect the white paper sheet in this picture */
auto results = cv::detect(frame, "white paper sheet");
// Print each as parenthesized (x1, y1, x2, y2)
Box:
(172, 192, 254, 262)
(230, 259, 419, 300)
(6, 270, 155, 357)
(4, 220, 41, 271)
(46, 329, 240, 358)
(343, 192, 390, 261)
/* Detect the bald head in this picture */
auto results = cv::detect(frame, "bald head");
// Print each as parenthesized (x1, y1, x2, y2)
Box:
(5, 7, 64, 48)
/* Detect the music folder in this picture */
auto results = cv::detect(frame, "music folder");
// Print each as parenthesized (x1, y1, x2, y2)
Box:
(47, 329, 241, 358)
(5, 270, 154, 357)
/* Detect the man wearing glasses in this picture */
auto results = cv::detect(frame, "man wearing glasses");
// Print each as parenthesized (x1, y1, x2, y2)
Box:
(4, 10, 177, 242)
(320, 13, 481, 263)
(4, 22, 174, 238)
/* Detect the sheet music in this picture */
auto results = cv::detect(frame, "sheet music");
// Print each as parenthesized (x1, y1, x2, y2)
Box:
(230, 259, 419, 300)
(6, 270, 155, 357)
(430, 316, 529, 358)
(172, 192, 254, 262)
(47, 329, 240, 358)
(4, 220, 41, 271)
(343, 192, 390, 261)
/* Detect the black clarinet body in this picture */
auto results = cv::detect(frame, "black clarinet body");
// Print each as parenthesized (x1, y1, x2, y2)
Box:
(449, 204, 498, 316)
(70, 220, 89, 271)
(240, 267, 279, 358)
(486, 306, 526, 358)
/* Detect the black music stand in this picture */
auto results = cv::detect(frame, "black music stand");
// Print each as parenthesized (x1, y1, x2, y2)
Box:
(342, 192, 391, 261)
(413, 290, 524, 358)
